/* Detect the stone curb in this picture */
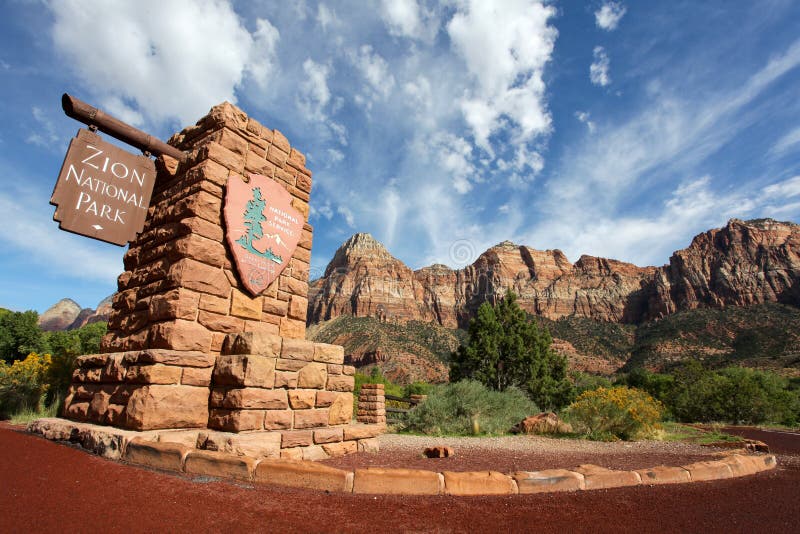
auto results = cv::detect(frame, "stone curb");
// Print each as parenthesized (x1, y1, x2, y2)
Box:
(28, 420, 778, 497)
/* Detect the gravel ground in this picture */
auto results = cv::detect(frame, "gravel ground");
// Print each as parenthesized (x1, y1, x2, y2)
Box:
(323, 433, 726, 472)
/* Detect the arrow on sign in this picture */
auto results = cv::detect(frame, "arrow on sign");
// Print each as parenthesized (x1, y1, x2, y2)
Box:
(92, 224, 103, 230)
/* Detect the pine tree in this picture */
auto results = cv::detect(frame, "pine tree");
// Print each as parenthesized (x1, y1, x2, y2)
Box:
(237, 187, 267, 252)
(450, 290, 574, 410)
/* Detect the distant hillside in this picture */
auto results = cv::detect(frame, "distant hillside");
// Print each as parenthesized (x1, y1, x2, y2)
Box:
(308, 303, 800, 382)
(306, 316, 465, 384)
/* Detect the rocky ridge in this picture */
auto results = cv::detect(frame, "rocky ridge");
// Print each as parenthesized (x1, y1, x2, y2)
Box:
(38, 296, 113, 331)
(308, 219, 800, 329)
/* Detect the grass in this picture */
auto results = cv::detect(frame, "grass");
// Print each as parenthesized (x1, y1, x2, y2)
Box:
(658, 422, 745, 444)
(8, 399, 59, 425)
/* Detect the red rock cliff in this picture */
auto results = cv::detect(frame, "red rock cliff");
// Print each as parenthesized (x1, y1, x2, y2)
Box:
(308, 219, 799, 328)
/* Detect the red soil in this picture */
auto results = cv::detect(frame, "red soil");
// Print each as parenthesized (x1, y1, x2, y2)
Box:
(1, 421, 798, 533)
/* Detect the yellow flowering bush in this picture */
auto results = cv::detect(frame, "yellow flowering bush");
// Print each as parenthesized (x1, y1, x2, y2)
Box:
(564, 386, 663, 441)
(0, 353, 52, 416)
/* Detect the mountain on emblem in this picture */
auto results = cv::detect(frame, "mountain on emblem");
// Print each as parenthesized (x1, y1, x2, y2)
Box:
(224, 174, 304, 296)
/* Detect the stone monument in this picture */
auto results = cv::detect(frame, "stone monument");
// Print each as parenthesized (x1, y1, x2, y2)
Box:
(59, 102, 384, 459)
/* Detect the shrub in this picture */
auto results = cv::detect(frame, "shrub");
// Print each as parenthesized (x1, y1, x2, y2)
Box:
(402, 380, 538, 436)
(564, 386, 664, 441)
(0, 353, 52, 417)
(571, 371, 613, 396)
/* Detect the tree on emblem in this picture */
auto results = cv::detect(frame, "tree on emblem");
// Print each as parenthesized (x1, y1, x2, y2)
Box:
(236, 187, 283, 263)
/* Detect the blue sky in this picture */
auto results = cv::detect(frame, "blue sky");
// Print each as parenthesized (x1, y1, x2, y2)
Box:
(1, 0, 799, 314)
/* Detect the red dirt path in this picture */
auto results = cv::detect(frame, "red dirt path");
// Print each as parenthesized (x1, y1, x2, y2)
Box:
(2, 421, 798, 533)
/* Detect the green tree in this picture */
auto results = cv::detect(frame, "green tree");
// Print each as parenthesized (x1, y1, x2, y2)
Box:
(0, 310, 46, 363)
(44, 322, 107, 404)
(450, 291, 574, 410)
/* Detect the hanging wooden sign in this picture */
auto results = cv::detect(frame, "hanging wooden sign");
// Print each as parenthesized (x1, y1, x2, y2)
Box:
(51, 128, 157, 246)
(224, 173, 303, 296)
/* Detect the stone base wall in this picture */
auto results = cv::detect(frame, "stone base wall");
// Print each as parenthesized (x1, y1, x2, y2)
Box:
(357, 383, 386, 424)
(63, 333, 358, 435)
(63, 349, 214, 431)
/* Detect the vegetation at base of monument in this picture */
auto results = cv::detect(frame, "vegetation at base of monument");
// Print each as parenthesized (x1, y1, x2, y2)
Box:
(401, 380, 539, 436)
(618, 362, 800, 426)
(563, 386, 664, 441)
(0, 312, 107, 419)
(450, 291, 574, 410)
(353, 367, 435, 413)
(0, 353, 52, 418)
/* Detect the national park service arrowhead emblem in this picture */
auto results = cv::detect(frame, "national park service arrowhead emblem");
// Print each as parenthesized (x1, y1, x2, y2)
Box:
(224, 173, 303, 296)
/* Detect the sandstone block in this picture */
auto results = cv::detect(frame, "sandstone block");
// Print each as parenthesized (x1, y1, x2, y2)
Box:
(281, 338, 315, 361)
(328, 393, 354, 425)
(273, 370, 298, 389)
(263, 409, 293, 430)
(635, 466, 691, 485)
(125, 385, 209, 430)
(289, 390, 316, 409)
(222, 388, 288, 410)
(297, 362, 327, 389)
(276, 358, 306, 372)
(574, 465, 641, 490)
(197, 430, 281, 459)
(327, 375, 355, 392)
(360, 383, 385, 391)
(513, 469, 585, 494)
(682, 460, 735, 482)
(282, 430, 314, 448)
(149, 320, 213, 352)
(208, 409, 265, 432)
(126, 349, 216, 368)
(720, 454, 763, 477)
(124, 438, 188, 472)
(287, 296, 307, 321)
(148, 289, 200, 322)
(315, 390, 338, 407)
(222, 332, 282, 357)
(65, 400, 90, 421)
(354, 468, 442, 495)
(199, 293, 230, 314)
(443, 471, 517, 496)
(294, 409, 330, 429)
(181, 367, 213, 386)
(322, 440, 357, 458)
(254, 459, 352, 492)
(244, 320, 279, 335)
(302, 445, 330, 461)
(343, 424, 386, 441)
(280, 448, 304, 460)
(168, 258, 230, 298)
(197, 311, 245, 333)
(326, 364, 343, 375)
(184, 450, 256, 481)
(424, 446, 454, 458)
(343, 365, 355, 376)
(87, 390, 111, 423)
(314, 428, 343, 444)
(279, 317, 305, 339)
(230, 290, 262, 320)
(212, 354, 275, 388)
(313, 343, 344, 364)
(262, 297, 288, 316)
(125, 364, 183, 385)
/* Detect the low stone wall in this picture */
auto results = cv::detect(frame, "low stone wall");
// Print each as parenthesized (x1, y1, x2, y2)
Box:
(26, 418, 777, 496)
(356, 383, 386, 424)
(63, 333, 359, 435)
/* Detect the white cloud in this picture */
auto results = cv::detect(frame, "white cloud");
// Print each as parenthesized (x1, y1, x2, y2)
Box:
(247, 18, 280, 89)
(317, 3, 339, 32)
(447, 0, 557, 152)
(353, 45, 395, 103)
(769, 127, 800, 157)
(26, 107, 62, 149)
(297, 59, 332, 121)
(575, 110, 596, 133)
(380, 0, 438, 42)
(595, 2, 627, 31)
(311, 201, 334, 220)
(0, 184, 121, 282)
(326, 148, 344, 164)
(762, 175, 800, 199)
(337, 205, 356, 227)
(49, 0, 280, 127)
(590, 46, 611, 86)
